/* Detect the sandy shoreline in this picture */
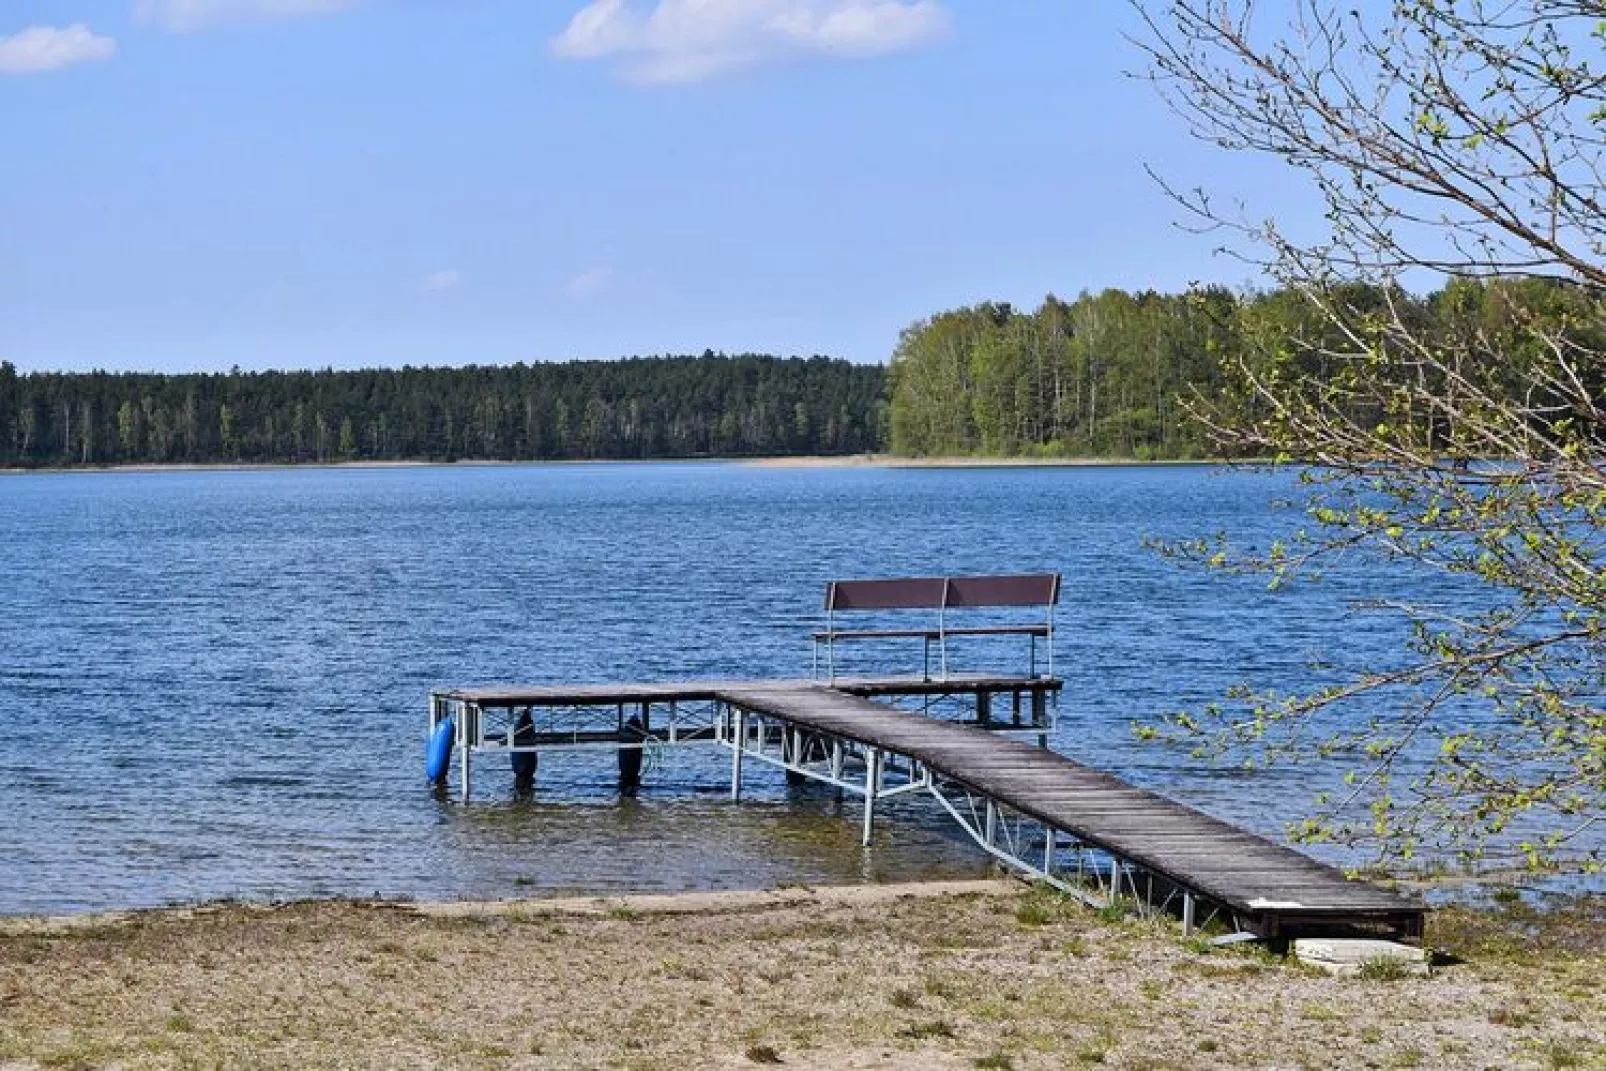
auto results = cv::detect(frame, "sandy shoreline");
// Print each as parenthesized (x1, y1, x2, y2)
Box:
(0, 454, 1225, 476)
(1, 879, 1600, 1069)
(742, 454, 1221, 469)
(0, 458, 713, 476)
(0, 879, 1013, 936)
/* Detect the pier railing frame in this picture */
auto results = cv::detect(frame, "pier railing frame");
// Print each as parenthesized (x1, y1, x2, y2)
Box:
(812, 573, 1060, 686)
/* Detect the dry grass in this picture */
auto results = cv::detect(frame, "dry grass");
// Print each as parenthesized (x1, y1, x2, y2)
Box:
(0, 883, 1601, 1069)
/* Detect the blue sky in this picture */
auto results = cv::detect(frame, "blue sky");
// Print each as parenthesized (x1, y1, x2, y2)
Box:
(1, 1, 1308, 373)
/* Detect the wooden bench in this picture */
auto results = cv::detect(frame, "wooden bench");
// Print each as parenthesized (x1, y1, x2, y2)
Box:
(812, 573, 1060, 682)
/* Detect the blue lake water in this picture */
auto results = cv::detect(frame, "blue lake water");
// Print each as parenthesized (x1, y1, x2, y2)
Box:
(0, 462, 1525, 915)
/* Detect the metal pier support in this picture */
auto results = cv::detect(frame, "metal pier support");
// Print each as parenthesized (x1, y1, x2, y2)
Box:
(861, 747, 882, 845)
(729, 708, 745, 801)
(458, 702, 474, 804)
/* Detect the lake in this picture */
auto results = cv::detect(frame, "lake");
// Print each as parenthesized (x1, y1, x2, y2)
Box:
(0, 462, 1474, 915)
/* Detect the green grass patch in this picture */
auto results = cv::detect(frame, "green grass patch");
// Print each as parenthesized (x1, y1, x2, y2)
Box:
(1015, 901, 1054, 927)
(1358, 956, 1416, 982)
(898, 1019, 956, 1040)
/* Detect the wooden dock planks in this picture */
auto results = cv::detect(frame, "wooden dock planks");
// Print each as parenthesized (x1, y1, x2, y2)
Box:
(439, 674, 1062, 709)
(716, 684, 1420, 927)
(434, 674, 1420, 935)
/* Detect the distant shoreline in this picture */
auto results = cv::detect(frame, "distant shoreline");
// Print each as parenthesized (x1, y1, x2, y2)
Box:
(741, 454, 1221, 469)
(0, 454, 1226, 476)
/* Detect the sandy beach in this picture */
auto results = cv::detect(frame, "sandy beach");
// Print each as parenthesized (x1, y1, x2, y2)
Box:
(0, 454, 1227, 477)
(740, 455, 1220, 469)
(0, 458, 697, 477)
(1, 879, 1600, 1070)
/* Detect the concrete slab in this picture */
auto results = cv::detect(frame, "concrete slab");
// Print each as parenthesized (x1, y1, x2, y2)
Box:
(1294, 937, 1431, 977)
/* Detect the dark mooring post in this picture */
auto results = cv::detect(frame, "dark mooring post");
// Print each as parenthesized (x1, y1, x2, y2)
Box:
(618, 708, 646, 794)
(511, 707, 538, 791)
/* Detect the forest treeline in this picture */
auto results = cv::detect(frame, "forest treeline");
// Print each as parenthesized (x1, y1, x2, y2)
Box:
(886, 277, 1600, 458)
(0, 355, 884, 466)
(887, 289, 1235, 459)
(3, 277, 1586, 467)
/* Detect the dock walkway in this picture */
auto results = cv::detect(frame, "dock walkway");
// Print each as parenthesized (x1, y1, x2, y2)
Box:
(719, 683, 1421, 939)
(429, 675, 1422, 940)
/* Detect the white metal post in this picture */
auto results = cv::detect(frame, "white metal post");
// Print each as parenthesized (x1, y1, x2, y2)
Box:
(730, 709, 745, 800)
(826, 599, 836, 683)
(1047, 603, 1055, 680)
(861, 747, 881, 845)
(459, 703, 474, 804)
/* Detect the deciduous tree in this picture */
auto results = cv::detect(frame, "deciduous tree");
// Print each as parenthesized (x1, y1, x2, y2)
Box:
(1135, 0, 1606, 869)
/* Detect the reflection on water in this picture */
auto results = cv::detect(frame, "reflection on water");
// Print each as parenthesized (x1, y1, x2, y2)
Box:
(0, 462, 1536, 915)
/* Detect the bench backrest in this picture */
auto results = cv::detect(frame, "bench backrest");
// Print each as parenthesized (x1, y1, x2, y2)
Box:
(824, 573, 1060, 612)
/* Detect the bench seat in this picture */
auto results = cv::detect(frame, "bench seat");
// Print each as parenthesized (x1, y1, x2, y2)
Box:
(815, 573, 1060, 681)
(811, 624, 1051, 641)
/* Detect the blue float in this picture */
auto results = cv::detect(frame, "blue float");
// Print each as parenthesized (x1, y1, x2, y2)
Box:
(426, 716, 454, 783)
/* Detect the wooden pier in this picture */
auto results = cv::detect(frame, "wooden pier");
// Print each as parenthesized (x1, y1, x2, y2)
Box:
(718, 683, 1422, 940)
(428, 674, 1421, 941)
(428, 574, 1424, 941)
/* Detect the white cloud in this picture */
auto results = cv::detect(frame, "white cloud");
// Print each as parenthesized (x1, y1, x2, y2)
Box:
(563, 266, 612, 300)
(550, 0, 949, 85)
(0, 24, 117, 75)
(421, 270, 462, 293)
(135, 0, 359, 33)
